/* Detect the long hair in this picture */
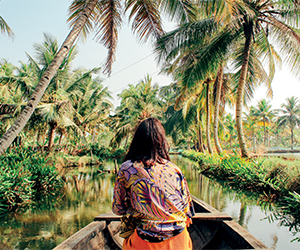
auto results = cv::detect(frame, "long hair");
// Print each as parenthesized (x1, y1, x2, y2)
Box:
(123, 118, 170, 166)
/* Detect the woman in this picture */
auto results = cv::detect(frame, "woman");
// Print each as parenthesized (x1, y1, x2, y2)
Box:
(112, 118, 194, 250)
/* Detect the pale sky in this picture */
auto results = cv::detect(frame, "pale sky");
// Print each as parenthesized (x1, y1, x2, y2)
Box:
(1, 0, 299, 110)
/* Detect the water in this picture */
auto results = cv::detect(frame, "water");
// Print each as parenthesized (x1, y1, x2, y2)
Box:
(0, 156, 299, 249)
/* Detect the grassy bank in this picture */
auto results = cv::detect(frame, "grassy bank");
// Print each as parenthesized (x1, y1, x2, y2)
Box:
(182, 150, 300, 241)
(0, 145, 125, 214)
(183, 150, 300, 197)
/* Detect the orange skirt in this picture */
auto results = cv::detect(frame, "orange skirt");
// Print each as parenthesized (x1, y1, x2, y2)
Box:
(122, 227, 192, 250)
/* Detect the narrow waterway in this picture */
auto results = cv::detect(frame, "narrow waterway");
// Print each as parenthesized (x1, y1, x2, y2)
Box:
(0, 156, 299, 249)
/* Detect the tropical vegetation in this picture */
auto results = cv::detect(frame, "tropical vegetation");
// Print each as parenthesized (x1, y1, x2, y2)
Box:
(2, 0, 300, 246)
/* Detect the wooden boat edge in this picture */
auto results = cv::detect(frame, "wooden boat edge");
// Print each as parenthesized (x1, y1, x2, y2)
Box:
(191, 195, 269, 249)
(53, 196, 270, 250)
(53, 221, 106, 250)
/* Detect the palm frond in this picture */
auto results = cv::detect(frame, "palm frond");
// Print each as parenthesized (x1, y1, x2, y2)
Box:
(125, 0, 164, 43)
(162, 0, 197, 24)
(0, 16, 14, 37)
(94, 0, 122, 75)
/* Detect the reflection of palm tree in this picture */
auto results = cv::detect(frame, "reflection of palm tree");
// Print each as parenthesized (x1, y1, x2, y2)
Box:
(238, 202, 247, 227)
(277, 97, 300, 150)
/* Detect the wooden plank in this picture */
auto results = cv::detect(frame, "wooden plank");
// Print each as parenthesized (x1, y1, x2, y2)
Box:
(53, 221, 106, 250)
(223, 220, 270, 249)
(108, 222, 124, 249)
(193, 212, 231, 221)
(94, 212, 230, 221)
(94, 212, 121, 221)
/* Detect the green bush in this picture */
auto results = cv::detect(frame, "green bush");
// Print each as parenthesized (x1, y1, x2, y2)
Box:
(0, 148, 63, 214)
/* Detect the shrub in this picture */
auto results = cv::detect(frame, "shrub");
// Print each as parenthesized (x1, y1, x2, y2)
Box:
(0, 148, 63, 214)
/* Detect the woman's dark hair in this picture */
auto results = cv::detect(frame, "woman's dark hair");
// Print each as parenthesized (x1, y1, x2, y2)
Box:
(123, 117, 170, 166)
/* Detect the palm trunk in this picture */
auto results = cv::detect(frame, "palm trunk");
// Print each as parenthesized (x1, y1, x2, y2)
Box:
(263, 120, 266, 145)
(291, 126, 294, 150)
(48, 122, 58, 150)
(236, 21, 253, 158)
(206, 80, 213, 154)
(213, 68, 223, 154)
(197, 113, 205, 153)
(0, 0, 99, 155)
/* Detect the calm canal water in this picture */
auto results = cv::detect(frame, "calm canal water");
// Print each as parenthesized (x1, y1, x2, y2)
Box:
(0, 155, 299, 249)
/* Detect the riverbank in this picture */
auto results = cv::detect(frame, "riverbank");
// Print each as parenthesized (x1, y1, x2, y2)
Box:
(182, 150, 300, 241)
(0, 145, 125, 214)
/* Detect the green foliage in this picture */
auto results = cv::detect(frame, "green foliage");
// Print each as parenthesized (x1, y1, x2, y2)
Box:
(182, 150, 300, 196)
(183, 150, 300, 240)
(77, 144, 126, 161)
(0, 148, 63, 214)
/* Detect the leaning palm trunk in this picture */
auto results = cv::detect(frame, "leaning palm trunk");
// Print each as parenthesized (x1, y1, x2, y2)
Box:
(236, 22, 253, 158)
(206, 80, 213, 154)
(0, 0, 99, 155)
(213, 67, 223, 154)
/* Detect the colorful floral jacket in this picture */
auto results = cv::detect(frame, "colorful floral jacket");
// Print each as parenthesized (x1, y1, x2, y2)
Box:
(112, 160, 194, 241)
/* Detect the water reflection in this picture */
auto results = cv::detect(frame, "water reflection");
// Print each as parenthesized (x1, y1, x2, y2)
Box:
(1, 157, 299, 249)
(0, 162, 116, 250)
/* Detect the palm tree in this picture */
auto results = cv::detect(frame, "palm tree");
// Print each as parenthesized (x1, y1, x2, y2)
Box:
(0, 0, 196, 155)
(0, 0, 99, 155)
(243, 106, 258, 151)
(252, 99, 275, 146)
(156, 0, 300, 157)
(224, 114, 237, 149)
(69, 68, 113, 143)
(111, 75, 162, 146)
(0, 15, 14, 37)
(277, 96, 300, 150)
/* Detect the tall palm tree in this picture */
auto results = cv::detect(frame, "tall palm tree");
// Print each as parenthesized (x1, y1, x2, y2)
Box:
(252, 99, 275, 146)
(224, 114, 237, 149)
(111, 75, 162, 146)
(277, 96, 300, 150)
(243, 106, 258, 151)
(0, 0, 196, 155)
(0, 0, 99, 155)
(156, 0, 300, 157)
(69, 68, 113, 142)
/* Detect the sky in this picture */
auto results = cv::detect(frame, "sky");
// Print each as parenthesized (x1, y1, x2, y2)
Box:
(1, 0, 300, 110)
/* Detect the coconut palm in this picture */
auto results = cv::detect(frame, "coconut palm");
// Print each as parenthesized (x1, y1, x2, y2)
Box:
(224, 114, 237, 149)
(156, 0, 300, 157)
(252, 99, 275, 146)
(111, 75, 162, 146)
(277, 96, 300, 150)
(243, 106, 258, 151)
(0, 0, 196, 155)
(0, 1, 98, 154)
(69, 68, 113, 143)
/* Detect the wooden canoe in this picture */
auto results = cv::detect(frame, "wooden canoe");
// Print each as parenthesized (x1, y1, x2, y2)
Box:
(54, 195, 269, 249)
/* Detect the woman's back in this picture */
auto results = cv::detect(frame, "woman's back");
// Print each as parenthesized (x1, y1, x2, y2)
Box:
(113, 159, 193, 241)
